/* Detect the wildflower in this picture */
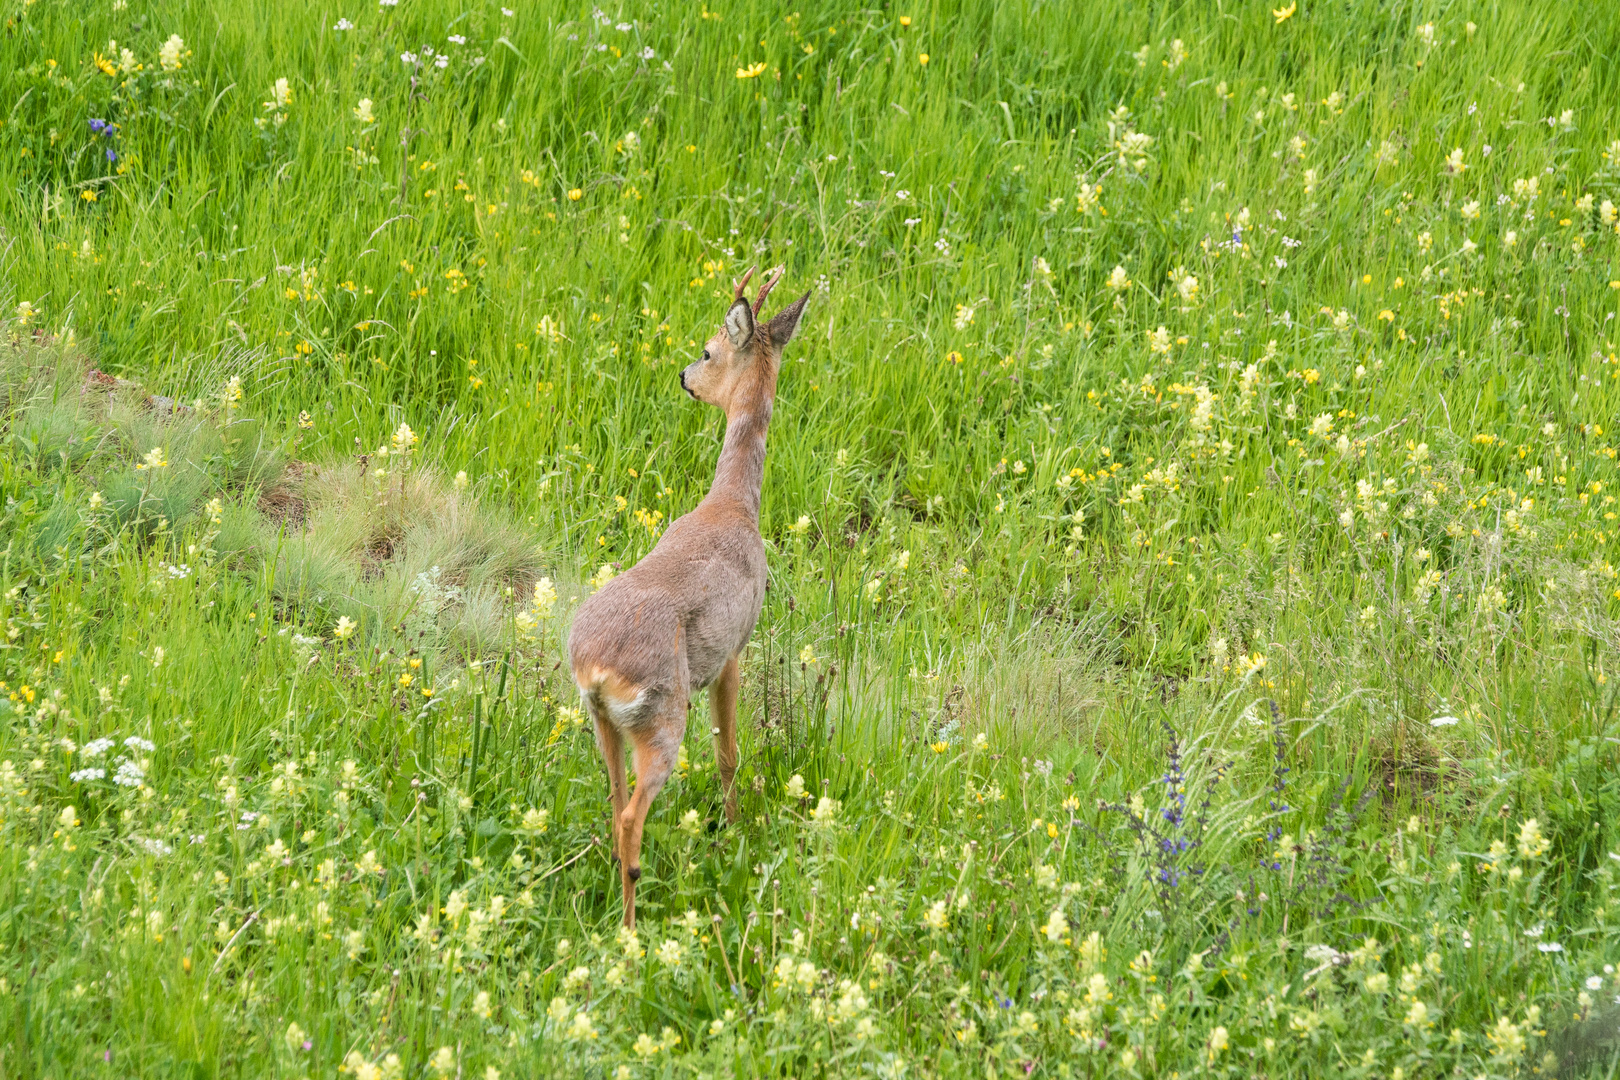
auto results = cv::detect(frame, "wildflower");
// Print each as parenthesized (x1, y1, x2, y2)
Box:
(137, 447, 169, 471)
(1488, 1016, 1525, 1062)
(678, 809, 701, 837)
(809, 795, 840, 828)
(1461, 199, 1481, 220)
(1208, 1025, 1229, 1063)
(953, 304, 975, 330)
(391, 423, 418, 455)
(655, 937, 686, 968)
(158, 34, 184, 71)
(1147, 326, 1172, 355)
(1517, 818, 1550, 858)
(787, 514, 811, 535)
(784, 774, 807, 800)
(333, 616, 358, 640)
(735, 61, 767, 79)
(1443, 147, 1465, 175)
(1272, 2, 1296, 23)
(1106, 265, 1130, 291)
(532, 577, 557, 617)
(1405, 1000, 1430, 1027)
(354, 98, 375, 123)
(429, 1047, 455, 1077)
(922, 900, 948, 932)
(521, 807, 550, 833)
(1042, 906, 1070, 943)
(589, 564, 616, 590)
(798, 644, 817, 666)
(1365, 971, 1390, 994)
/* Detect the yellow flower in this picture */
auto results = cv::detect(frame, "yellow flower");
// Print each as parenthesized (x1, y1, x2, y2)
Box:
(899, 15, 912, 26)
(1272, 2, 1296, 23)
(81, 190, 98, 203)
(567, 188, 583, 201)
(736, 61, 768, 79)
(918, 53, 929, 65)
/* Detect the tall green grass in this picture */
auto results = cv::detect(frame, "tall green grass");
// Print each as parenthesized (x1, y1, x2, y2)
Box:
(2, 0, 1620, 1075)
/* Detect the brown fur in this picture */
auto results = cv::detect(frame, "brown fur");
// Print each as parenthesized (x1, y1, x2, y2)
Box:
(568, 271, 809, 928)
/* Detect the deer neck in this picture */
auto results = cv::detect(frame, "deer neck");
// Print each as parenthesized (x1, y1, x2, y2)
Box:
(708, 387, 774, 522)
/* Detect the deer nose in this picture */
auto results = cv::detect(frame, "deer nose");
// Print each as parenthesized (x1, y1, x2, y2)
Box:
(679, 369, 693, 398)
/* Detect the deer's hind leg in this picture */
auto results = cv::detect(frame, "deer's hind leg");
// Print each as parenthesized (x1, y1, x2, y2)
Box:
(710, 651, 742, 823)
(618, 702, 687, 929)
(588, 706, 630, 868)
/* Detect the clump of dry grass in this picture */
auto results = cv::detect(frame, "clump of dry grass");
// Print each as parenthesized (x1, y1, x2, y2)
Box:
(255, 460, 548, 658)
(0, 336, 545, 660)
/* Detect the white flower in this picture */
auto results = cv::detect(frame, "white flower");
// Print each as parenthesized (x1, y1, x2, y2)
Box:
(158, 34, 184, 71)
(1429, 715, 1461, 727)
(401, 51, 418, 64)
(353, 98, 375, 123)
(124, 736, 155, 752)
(334, 18, 355, 30)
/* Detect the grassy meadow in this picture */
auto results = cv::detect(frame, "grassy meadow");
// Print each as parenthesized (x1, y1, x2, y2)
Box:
(4, 0, 1620, 1075)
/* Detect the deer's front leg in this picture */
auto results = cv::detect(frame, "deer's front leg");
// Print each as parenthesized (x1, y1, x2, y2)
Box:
(710, 652, 741, 823)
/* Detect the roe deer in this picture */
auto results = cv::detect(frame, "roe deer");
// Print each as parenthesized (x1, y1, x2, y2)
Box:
(568, 267, 809, 928)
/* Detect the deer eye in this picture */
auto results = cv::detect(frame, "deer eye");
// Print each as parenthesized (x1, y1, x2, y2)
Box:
(701, 349, 711, 362)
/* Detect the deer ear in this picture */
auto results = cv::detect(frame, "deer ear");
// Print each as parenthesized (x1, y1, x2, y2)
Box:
(724, 298, 755, 348)
(767, 292, 810, 347)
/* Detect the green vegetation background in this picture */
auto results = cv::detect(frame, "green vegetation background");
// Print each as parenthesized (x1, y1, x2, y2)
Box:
(2, 0, 1620, 1076)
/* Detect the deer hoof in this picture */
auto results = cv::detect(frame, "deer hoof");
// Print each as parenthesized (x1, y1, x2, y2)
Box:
(627, 866, 642, 882)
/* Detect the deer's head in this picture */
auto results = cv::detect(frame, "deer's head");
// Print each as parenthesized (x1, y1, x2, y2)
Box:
(681, 267, 808, 415)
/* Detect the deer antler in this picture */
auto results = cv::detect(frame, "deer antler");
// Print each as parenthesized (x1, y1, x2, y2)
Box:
(752, 266, 785, 316)
(732, 266, 756, 302)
